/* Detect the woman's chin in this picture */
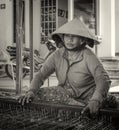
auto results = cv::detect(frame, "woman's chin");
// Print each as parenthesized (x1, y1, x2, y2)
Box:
(65, 46, 76, 50)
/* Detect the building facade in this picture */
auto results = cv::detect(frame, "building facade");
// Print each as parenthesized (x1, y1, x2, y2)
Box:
(0, 0, 119, 58)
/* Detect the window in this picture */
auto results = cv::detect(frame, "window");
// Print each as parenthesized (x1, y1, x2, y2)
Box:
(41, 0, 57, 43)
(74, 0, 96, 34)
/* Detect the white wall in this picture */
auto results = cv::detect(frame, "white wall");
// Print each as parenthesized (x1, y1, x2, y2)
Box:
(0, 0, 47, 58)
(34, 0, 49, 58)
(25, 0, 41, 50)
(98, 0, 115, 57)
(0, 0, 13, 50)
(25, 0, 48, 58)
(115, 0, 119, 53)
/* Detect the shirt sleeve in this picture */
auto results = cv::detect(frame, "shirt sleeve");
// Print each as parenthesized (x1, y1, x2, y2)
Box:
(29, 52, 56, 94)
(85, 51, 111, 104)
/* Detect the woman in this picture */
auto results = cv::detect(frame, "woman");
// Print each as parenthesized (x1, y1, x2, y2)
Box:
(18, 18, 111, 116)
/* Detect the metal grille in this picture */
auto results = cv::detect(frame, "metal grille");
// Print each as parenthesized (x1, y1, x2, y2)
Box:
(0, 97, 119, 130)
(41, 0, 57, 43)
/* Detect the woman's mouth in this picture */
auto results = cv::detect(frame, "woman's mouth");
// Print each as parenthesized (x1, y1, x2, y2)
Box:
(66, 43, 75, 47)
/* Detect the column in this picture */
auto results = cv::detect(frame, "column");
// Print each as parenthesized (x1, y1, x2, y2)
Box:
(25, 0, 30, 48)
(68, 0, 74, 21)
(98, 0, 115, 57)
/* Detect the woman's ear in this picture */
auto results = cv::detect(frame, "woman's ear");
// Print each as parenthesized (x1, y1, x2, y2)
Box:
(79, 37, 86, 45)
(87, 38, 94, 48)
(88, 42, 94, 48)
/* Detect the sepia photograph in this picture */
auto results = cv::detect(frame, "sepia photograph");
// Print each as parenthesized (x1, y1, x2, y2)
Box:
(0, 0, 119, 129)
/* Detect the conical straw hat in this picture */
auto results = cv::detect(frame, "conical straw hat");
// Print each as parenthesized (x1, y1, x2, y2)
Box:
(52, 18, 99, 47)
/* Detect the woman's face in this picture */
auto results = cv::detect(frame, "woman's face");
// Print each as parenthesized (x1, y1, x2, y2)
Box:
(63, 34, 82, 50)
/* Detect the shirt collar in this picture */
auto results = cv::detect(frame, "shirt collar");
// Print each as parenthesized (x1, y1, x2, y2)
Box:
(62, 47, 84, 63)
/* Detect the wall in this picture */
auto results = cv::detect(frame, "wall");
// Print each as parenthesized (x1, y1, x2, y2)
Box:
(39, 0, 69, 58)
(0, 0, 118, 57)
(0, 0, 47, 58)
(33, 0, 41, 50)
(0, 0, 13, 50)
(74, 2, 96, 53)
(115, 0, 119, 53)
(98, 0, 115, 57)
(58, 0, 68, 27)
(25, 0, 41, 50)
(34, 0, 49, 58)
(25, 0, 48, 58)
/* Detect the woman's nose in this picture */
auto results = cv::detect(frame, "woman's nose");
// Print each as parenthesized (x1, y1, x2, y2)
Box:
(69, 36, 73, 42)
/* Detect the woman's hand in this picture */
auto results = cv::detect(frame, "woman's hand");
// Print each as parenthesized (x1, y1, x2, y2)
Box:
(17, 91, 35, 106)
(81, 100, 100, 118)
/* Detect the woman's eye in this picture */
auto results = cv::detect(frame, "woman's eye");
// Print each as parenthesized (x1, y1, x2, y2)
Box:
(66, 35, 70, 38)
